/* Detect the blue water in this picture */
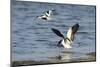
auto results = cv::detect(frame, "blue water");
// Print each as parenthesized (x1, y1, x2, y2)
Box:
(11, 1, 96, 62)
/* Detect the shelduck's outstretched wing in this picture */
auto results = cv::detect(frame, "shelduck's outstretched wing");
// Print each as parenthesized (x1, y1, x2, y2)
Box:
(51, 28, 64, 38)
(66, 23, 79, 41)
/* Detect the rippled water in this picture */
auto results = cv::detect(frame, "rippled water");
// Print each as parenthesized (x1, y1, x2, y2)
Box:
(11, 1, 96, 63)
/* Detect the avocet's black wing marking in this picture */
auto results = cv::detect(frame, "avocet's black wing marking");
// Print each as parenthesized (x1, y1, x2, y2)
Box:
(72, 23, 79, 35)
(58, 40, 62, 44)
(45, 11, 52, 17)
(51, 28, 64, 38)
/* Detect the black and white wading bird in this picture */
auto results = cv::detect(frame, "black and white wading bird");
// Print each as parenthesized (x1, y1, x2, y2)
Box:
(51, 23, 79, 48)
(37, 10, 55, 20)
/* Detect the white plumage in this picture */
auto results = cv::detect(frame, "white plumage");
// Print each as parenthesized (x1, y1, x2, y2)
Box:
(37, 10, 55, 20)
(51, 23, 79, 48)
(61, 39, 72, 48)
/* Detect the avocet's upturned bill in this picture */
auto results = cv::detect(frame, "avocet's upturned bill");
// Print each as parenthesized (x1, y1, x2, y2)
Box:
(51, 23, 79, 48)
(37, 10, 55, 20)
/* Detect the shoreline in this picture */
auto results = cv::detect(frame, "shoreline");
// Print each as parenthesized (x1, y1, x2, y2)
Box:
(12, 52, 96, 67)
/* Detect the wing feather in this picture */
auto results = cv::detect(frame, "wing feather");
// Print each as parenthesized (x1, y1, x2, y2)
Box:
(66, 27, 72, 40)
(67, 23, 79, 41)
(51, 28, 64, 38)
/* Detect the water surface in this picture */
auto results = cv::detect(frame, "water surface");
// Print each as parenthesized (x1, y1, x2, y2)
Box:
(11, 1, 96, 64)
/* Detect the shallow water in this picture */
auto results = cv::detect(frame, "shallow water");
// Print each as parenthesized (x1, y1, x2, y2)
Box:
(11, 1, 96, 63)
